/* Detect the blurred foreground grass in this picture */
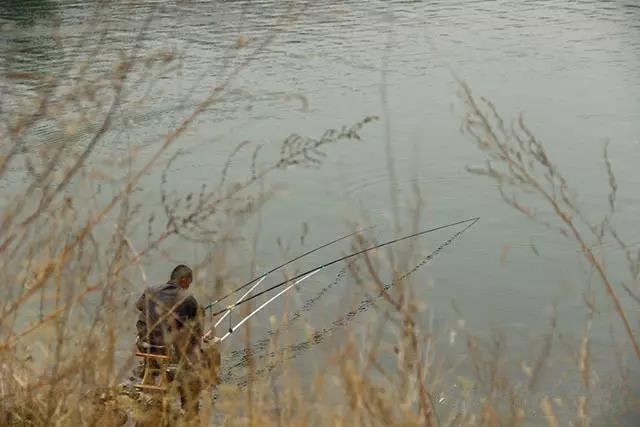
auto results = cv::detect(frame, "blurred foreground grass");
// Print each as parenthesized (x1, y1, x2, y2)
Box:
(1, 5, 638, 426)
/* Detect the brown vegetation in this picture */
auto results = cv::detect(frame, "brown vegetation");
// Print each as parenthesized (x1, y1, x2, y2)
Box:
(1, 8, 638, 427)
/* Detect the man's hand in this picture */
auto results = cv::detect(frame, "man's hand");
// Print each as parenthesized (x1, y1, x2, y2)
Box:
(203, 329, 220, 344)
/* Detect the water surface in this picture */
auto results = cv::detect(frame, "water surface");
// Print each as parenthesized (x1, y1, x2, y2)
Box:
(1, 0, 639, 422)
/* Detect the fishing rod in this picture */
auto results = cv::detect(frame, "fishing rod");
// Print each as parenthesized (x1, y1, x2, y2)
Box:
(204, 226, 374, 311)
(212, 216, 479, 318)
(213, 275, 266, 329)
(218, 216, 479, 342)
(219, 269, 321, 342)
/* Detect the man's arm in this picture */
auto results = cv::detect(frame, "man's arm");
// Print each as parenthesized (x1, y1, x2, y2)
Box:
(176, 295, 202, 336)
(177, 295, 198, 320)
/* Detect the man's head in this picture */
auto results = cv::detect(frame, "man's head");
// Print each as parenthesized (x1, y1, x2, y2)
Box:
(171, 264, 193, 289)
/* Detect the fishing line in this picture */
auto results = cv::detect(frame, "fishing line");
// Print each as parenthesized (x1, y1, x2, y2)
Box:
(219, 269, 322, 342)
(225, 234, 377, 362)
(223, 217, 478, 383)
(226, 262, 352, 364)
(204, 226, 373, 311)
(212, 217, 479, 317)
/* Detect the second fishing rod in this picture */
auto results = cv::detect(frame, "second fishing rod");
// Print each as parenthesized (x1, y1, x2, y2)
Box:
(211, 216, 479, 317)
(204, 226, 374, 311)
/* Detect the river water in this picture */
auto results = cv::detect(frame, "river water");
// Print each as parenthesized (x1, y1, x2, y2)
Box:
(1, 0, 639, 423)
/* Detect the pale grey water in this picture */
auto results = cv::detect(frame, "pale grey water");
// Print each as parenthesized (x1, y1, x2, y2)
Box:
(1, 0, 639, 423)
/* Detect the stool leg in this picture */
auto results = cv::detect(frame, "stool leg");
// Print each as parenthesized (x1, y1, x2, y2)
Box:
(141, 360, 154, 385)
(159, 358, 169, 388)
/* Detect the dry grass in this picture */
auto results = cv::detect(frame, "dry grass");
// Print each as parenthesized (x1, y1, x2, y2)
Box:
(459, 82, 639, 425)
(1, 6, 639, 427)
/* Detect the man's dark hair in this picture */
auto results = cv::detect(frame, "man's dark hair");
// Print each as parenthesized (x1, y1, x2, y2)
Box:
(171, 264, 193, 282)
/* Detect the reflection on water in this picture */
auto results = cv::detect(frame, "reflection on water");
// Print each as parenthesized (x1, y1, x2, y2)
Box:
(1, 0, 58, 25)
(0, 0, 61, 73)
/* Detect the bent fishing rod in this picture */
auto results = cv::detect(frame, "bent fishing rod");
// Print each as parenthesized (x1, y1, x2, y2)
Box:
(216, 215, 480, 342)
(211, 216, 480, 318)
(204, 226, 374, 311)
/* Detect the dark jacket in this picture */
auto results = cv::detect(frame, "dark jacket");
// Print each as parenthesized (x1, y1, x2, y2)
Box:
(135, 281, 202, 358)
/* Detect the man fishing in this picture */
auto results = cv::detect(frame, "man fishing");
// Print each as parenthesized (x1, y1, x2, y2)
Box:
(135, 264, 220, 415)
(136, 265, 202, 359)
